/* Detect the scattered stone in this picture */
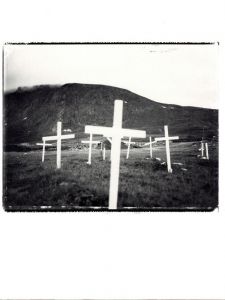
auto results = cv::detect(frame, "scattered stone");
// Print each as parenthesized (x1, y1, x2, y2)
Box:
(59, 182, 69, 186)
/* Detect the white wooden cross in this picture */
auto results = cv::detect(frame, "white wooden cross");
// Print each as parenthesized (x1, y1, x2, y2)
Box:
(81, 134, 101, 165)
(85, 100, 146, 209)
(36, 142, 53, 162)
(42, 121, 75, 169)
(105, 137, 135, 160)
(155, 125, 179, 173)
(122, 137, 135, 159)
(144, 136, 157, 158)
(200, 141, 205, 157)
(199, 141, 209, 159)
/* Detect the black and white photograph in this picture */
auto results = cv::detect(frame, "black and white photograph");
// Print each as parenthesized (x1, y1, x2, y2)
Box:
(3, 43, 219, 211)
(3, 42, 219, 211)
(1, 1, 225, 299)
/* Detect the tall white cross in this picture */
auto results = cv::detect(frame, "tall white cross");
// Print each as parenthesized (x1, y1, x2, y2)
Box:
(144, 136, 157, 158)
(85, 100, 146, 209)
(36, 142, 53, 162)
(155, 125, 179, 173)
(42, 121, 75, 169)
(81, 134, 101, 165)
(123, 137, 135, 159)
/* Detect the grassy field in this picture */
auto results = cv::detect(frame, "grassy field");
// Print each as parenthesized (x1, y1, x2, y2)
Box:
(3, 142, 218, 211)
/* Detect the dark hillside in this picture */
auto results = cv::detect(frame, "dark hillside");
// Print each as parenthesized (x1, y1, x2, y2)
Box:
(4, 83, 218, 144)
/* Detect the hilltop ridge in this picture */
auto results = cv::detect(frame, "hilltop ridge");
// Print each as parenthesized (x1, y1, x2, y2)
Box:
(4, 83, 218, 144)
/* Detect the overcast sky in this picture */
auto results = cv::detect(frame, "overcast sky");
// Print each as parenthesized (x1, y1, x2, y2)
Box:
(4, 43, 218, 109)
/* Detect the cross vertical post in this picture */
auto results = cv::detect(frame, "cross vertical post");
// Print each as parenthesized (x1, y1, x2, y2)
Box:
(57, 121, 62, 169)
(87, 133, 93, 165)
(103, 144, 106, 160)
(109, 100, 123, 209)
(42, 140, 46, 162)
(164, 125, 172, 173)
(126, 137, 131, 159)
(149, 136, 153, 158)
(201, 141, 204, 157)
(205, 143, 209, 159)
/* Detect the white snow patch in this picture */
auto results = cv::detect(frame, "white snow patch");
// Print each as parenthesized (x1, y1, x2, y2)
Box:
(156, 157, 161, 161)
(161, 106, 167, 109)
(23, 117, 28, 120)
(63, 129, 72, 132)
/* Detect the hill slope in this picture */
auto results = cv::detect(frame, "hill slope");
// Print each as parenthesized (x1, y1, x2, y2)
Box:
(4, 83, 218, 144)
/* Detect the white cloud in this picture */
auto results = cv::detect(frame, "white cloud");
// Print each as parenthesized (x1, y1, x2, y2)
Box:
(4, 43, 218, 109)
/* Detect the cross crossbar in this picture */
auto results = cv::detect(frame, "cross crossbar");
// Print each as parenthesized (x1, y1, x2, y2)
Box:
(36, 143, 53, 146)
(155, 136, 179, 142)
(122, 140, 135, 145)
(42, 134, 75, 142)
(81, 140, 101, 144)
(85, 125, 145, 139)
(144, 141, 157, 146)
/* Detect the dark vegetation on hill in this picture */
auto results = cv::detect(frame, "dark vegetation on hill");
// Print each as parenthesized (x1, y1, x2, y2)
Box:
(4, 83, 218, 145)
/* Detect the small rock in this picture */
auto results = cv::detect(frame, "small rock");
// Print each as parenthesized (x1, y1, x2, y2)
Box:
(59, 182, 69, 186)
